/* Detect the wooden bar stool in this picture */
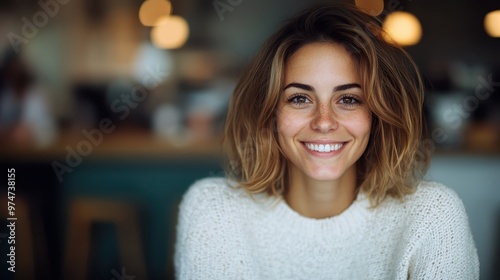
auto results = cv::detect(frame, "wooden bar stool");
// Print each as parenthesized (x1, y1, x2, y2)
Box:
(63, 198, 148, 280)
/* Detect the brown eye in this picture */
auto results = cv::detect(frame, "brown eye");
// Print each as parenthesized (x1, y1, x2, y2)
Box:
(339, 95, 361, 106)
(287, 94, 311, 106)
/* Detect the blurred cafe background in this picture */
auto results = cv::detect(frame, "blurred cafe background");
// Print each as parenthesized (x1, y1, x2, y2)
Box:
(0, 0, 499, 279)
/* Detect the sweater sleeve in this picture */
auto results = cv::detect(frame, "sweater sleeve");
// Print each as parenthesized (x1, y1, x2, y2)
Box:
(408, 184, 479, 280)
(174, 178, 252, 280)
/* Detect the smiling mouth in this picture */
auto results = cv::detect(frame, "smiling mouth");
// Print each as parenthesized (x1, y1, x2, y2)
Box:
(303, 142, 345, 153)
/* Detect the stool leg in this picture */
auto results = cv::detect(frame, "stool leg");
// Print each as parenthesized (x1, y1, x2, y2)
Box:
(63, 199, 148, 280)
(63, 200, 91, 280)
(117, 212, 148, 280)
(15, 198, 35, 280)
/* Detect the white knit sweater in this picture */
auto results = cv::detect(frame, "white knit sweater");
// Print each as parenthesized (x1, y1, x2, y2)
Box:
(174, 177, 479, 279)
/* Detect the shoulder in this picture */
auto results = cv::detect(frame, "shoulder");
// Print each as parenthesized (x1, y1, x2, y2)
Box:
(401, 182, 480, 278)
(176, 177, 245, 241)
(410, 180, 463, 205)
(181, 177, 242, 203)
(178, 177, 245, 219)
(406, 180, 466, 218)
(175, 177, 256, 278)
(182, 177, 230, 199)
(374, 181, 469, 233)
(400, 180, 475, 250)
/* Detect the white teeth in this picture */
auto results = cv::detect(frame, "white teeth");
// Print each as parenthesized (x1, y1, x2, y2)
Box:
(305, 143, 344, 152)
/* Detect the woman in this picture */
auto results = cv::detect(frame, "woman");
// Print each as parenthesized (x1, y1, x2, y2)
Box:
(175, 3, 479, 279)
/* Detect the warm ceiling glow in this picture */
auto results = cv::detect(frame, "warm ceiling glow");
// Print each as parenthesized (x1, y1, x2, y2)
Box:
(355, 0, 384, 16)
(139, 0, 172, 27)
(151, 16, 189, 49)
(382, 12, 422, 46)
(484, 10, 500, 37)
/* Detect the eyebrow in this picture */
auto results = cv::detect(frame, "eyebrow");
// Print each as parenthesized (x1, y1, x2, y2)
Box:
(283, 82, 361, 92)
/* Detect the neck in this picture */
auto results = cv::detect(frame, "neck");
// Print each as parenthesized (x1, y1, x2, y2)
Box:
(284, 165, 358, 219)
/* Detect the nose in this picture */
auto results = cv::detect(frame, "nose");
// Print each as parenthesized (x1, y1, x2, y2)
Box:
(311, 104, 338, 132)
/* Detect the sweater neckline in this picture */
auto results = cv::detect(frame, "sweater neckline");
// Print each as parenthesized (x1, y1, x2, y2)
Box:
(268, 191, 372, 236)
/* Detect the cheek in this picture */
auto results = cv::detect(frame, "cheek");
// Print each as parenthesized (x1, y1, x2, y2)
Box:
(358, 112, 372, 140)
(276, 108, 306, 138)
(343, 110, 372, 138)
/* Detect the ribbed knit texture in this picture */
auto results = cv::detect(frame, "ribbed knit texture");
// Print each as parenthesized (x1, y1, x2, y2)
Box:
(174, 177, 479, 279)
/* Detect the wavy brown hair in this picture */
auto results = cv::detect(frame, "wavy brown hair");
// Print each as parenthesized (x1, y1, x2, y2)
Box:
(223, 2, 430, 206)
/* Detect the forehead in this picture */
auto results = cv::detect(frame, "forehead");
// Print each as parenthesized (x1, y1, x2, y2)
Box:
(284, 42, 359, 84)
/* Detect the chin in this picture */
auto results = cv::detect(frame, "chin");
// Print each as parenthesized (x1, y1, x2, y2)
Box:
(305, 166, 345, 181)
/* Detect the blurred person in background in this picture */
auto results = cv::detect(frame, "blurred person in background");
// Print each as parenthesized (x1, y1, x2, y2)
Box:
(174, 3, 479, 279)
(0, 48, 57, 147)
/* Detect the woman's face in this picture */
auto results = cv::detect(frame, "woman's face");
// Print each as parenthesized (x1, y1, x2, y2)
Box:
(276, 42, 372, 182)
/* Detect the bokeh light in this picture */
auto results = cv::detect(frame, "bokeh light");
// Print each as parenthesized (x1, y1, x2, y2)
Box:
(484, 10, 500, 37)
(355, 0, 384, 16)
(382, 11, 423, 46)
(139, 0, 172, 27)
(151, 16, 189, 49)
